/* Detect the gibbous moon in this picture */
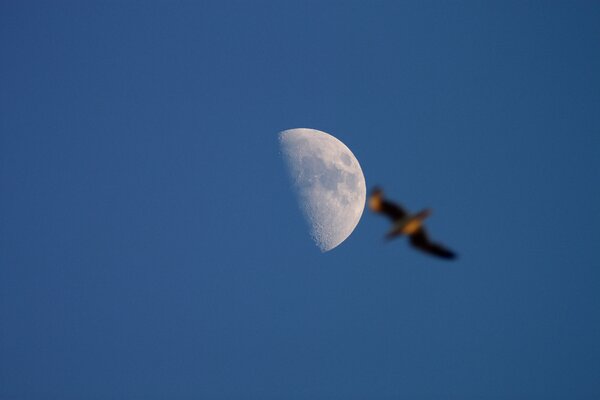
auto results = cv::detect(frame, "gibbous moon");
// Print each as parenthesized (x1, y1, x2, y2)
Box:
(279, 128, 366, 252)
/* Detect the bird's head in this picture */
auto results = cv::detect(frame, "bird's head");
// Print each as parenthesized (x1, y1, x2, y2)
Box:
(368, 186, 384, 212)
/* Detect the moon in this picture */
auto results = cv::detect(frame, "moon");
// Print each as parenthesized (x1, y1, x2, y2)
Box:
(279, 128, 366, 252)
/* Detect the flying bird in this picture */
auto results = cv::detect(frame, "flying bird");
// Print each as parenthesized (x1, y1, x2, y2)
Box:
(368, 187, 457, 260)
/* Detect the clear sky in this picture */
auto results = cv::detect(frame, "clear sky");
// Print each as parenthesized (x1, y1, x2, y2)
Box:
(1, 1, 599, 399)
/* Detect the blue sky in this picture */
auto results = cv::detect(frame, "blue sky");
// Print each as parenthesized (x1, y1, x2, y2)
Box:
(1, 1, 599, 399)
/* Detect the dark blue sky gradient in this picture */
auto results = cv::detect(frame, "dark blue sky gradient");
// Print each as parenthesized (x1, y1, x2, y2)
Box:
(2, 1, 599, 399)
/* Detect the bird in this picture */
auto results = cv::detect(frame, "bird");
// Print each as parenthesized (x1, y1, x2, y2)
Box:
(368, 187, 457, 260)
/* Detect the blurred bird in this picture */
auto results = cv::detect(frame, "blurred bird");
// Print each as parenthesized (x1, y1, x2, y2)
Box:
(368, 187, 457, 260)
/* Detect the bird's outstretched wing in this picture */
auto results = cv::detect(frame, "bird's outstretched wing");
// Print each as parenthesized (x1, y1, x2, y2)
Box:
(369, 188, 407, 222)
(380, 199, 407, 221)
(410, 227, 456, 259)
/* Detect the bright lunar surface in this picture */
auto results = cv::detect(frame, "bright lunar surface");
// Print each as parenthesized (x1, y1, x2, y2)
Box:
(279, 128, 367, 252)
